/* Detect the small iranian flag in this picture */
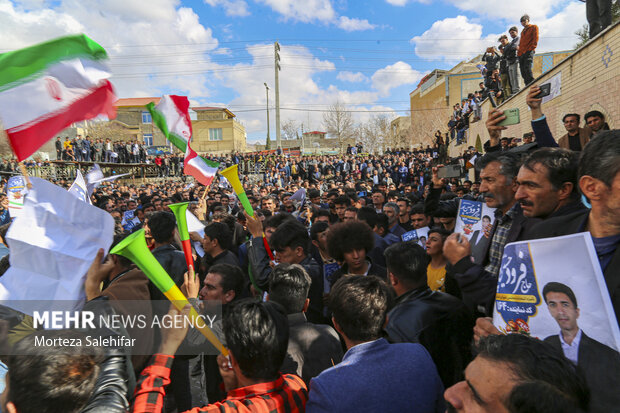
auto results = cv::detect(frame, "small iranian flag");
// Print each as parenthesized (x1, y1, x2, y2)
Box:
(0, 34, 116, 161)
(184, 143, 219, 187)
(146, 95, 192, 152)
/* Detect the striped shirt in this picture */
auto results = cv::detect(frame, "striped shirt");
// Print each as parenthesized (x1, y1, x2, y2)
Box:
(484, 203, 518, 278)
(132, 354, 308, 413)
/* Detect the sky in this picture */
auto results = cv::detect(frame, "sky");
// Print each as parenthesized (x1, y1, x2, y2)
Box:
(0, 0, 587, 143)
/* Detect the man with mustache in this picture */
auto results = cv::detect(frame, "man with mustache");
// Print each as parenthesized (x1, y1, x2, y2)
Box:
(515, 148, 586, 220)
(442, 148, 532, 315)
(443, 334, 589, 413)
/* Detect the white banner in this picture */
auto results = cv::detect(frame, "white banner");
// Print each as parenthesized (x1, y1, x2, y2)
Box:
(0, 177, 114, 314)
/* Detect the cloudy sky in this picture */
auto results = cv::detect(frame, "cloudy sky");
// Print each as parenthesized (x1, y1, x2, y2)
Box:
(0, 0, 586, 143)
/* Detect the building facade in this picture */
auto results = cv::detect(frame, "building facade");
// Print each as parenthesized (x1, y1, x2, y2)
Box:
(191, 107, 247, 154)
(82, 99, 247, 155)
(409, 51, 572, 148)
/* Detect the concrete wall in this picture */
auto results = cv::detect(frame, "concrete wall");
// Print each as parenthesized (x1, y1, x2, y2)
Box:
(449, 24, 619, 157)
(192, 118, 246, 154)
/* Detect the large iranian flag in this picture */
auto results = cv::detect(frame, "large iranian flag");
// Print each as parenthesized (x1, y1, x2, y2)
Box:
(184, 142, 219, 187)
(146, 95, 192, 152)
(0, 34, 116, 161)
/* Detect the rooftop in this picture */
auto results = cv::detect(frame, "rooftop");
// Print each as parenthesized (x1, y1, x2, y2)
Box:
(114, 97, 161, 107)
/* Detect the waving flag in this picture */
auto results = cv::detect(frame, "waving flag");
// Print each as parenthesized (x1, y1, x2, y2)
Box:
(146, 95, 192, 152)
(184, 143, 219, 186)
(0, 34, 116, 161)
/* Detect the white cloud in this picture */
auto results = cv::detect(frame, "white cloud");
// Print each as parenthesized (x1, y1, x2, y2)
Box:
(337, 16, 375, 31)
(371, 61, 423, 96)
(536, 2, 586, 52)
(445, 0, 562, 22)
(337, 71, 367, 82)
(385, 0, 432, 5)
(204, 0, 250, 17)
(256, 0, 336, 23)
(256, 0, 376, 31)
(410, 15, 498, 62)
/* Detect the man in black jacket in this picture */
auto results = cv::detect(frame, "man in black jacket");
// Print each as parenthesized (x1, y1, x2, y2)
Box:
(148, 211, 188, 305)
(245, 216, 325, 324)
(268, 263, 343, 384)
(442, 152, 533, 315)
(384, 241, 473, 388)
(527, 131, 620, 323)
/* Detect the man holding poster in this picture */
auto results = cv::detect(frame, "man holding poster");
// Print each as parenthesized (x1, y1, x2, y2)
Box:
(527, 131, 620, 322)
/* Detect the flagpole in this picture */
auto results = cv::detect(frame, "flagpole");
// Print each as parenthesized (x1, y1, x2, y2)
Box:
(18, 162, 32, 189)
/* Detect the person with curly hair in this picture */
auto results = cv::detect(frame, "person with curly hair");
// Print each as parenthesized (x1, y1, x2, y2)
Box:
(326, 221, 386, 288)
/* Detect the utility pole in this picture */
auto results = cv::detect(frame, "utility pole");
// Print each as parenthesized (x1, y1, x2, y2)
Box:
(274, 42, 281, 150)
(264, 83, 270, 150)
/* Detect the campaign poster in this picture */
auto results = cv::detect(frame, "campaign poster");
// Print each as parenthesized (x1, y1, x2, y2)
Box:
(7, 176, 28, 219)
(454, 199, 496, 264)
(493, 233, 620, 353)
(401, 227, 429, 248)
(121, 209, 141, 231)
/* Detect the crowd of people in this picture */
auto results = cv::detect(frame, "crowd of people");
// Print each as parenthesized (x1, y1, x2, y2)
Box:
(446, 14, 540, 148)
(0, 81, 617, 413)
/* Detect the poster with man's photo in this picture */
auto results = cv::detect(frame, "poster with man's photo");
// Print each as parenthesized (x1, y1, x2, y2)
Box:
(402, 227, 429, 248)
(492, 233, 620, 352)
(454, 199, 496, 264)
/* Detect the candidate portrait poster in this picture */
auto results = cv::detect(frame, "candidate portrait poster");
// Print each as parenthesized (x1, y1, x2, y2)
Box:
(492, 233, 620, 353)
(402, 227, 429, 248)
(7, 175, 28, 219)
(454, 199, 496, 264)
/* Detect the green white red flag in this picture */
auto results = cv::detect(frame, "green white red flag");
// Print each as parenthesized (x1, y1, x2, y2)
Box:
(184, 143, 219, 187)
(0, 34, 116, 161)
(146, 95, 192, 152)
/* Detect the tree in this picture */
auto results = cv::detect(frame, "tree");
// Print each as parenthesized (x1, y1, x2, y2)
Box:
(322, 101, 355, 153)
(357, 115, 392, 154)
(281, 119, 299, 140)
(574, 2, 620, 48)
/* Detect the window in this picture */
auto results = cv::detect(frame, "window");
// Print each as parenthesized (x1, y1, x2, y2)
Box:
(142, 111, 152, 124)
(209, 128, 223, 141)
(143, 134, 153, 146)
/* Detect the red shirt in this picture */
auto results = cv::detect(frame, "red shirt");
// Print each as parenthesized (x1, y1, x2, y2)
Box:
(132, 354, 308, 412)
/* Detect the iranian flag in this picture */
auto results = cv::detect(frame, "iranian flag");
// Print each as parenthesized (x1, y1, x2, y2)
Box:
(184, 143, 219, 187)
(0, 34, 116, 161)
(146, 95, 192, 152)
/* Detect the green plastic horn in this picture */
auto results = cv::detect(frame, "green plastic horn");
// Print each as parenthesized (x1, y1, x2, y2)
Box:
(110, 229, 228, 356)
(220, 164, 253, 216)
(168, 202, 194, 271)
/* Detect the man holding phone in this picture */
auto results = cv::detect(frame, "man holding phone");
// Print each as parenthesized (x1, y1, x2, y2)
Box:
(526, 85, 592, 150)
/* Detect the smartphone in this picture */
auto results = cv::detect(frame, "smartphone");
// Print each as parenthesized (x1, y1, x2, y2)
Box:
(438, 165, 461, 179)
(498, 108, 520, 126)
(538, 83, 551, 98)
(488, 92, 497, 108)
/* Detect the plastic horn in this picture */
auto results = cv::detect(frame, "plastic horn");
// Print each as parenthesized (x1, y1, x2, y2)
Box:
(110, 229, 229, 356)
(168, 202, 194, 273)
(220, 164, 253, 217)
